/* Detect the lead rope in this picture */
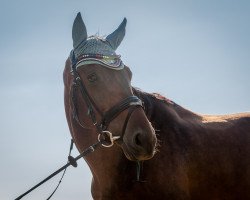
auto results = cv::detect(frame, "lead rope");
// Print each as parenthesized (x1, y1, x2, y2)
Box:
(46, 139, 75, 200)
(14, 139, 103, 200)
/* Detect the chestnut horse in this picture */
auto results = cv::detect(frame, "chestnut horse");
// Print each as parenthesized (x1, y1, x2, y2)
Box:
(64, 13, 250, 200)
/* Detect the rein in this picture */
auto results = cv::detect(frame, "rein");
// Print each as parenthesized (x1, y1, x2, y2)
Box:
(15, 139, 103, 200)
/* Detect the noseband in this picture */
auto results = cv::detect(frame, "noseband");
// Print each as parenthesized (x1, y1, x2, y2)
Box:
(70, 53, 143, 147)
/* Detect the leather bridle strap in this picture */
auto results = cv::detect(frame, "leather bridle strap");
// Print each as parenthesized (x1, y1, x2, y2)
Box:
(101, 96, 143, 130)
(120, 105, 139, 140)
(72, 72, 143, 139)
(75, 74, 102, 125)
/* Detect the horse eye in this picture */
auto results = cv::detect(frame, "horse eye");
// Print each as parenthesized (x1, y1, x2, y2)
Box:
(87, 73, 98, 83)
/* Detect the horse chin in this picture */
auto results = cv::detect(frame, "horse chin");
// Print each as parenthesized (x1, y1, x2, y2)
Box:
(123, 150, 138, 161)
(121, 141, 155, 161)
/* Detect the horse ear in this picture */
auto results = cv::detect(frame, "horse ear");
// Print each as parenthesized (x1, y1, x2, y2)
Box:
(72, 12, 87, 49)
(106, 18, 127, 50)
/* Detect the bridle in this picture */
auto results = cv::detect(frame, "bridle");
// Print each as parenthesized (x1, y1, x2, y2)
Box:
(14, 53, 145, 200)
(70, 52, 144, 147)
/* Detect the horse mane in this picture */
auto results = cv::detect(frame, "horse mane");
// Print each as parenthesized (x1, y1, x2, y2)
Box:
(133, 87, 175, 105)
(133, 87, 250, 132)
(132, 87, 201, 122)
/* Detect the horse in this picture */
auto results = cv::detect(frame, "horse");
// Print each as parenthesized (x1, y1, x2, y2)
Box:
(64, 13, 250, 200)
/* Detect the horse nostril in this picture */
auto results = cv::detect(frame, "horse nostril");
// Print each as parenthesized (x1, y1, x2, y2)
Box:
(129, 131, 156, 160)
(134, 133, 142, 147)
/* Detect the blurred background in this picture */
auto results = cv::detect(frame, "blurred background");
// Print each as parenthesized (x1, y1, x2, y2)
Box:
(0, 0, 249, 199)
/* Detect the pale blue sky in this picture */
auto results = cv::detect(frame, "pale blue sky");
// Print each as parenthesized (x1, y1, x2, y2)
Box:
(1, 1, 249, 199)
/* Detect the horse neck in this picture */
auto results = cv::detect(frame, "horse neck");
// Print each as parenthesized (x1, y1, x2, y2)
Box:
(132, 88, 204, 159)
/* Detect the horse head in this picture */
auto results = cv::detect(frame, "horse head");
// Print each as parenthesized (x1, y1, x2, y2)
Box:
(65, 13, 157, 161)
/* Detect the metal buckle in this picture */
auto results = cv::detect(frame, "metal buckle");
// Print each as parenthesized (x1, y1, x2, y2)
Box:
(98, 131, 120, 148)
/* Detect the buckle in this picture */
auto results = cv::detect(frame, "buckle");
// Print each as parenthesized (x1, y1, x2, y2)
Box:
(98, 131, 120, 148)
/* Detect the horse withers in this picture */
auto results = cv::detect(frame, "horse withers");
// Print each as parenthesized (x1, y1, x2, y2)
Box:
(64, 13, 250, 200)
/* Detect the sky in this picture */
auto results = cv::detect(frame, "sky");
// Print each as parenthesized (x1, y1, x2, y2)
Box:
(0, 0, 249, 199)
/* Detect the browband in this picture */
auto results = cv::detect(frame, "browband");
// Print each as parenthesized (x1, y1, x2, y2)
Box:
(70, 51, 124, 71)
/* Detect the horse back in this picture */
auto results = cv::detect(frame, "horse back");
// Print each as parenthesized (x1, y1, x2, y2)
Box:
(187, 112, 250, 199)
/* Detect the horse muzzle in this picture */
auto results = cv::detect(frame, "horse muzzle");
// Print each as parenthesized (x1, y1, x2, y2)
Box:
(121, 127, 157, 161)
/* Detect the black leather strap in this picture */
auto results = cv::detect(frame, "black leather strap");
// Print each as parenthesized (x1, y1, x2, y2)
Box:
(101, 96, 142, 130)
